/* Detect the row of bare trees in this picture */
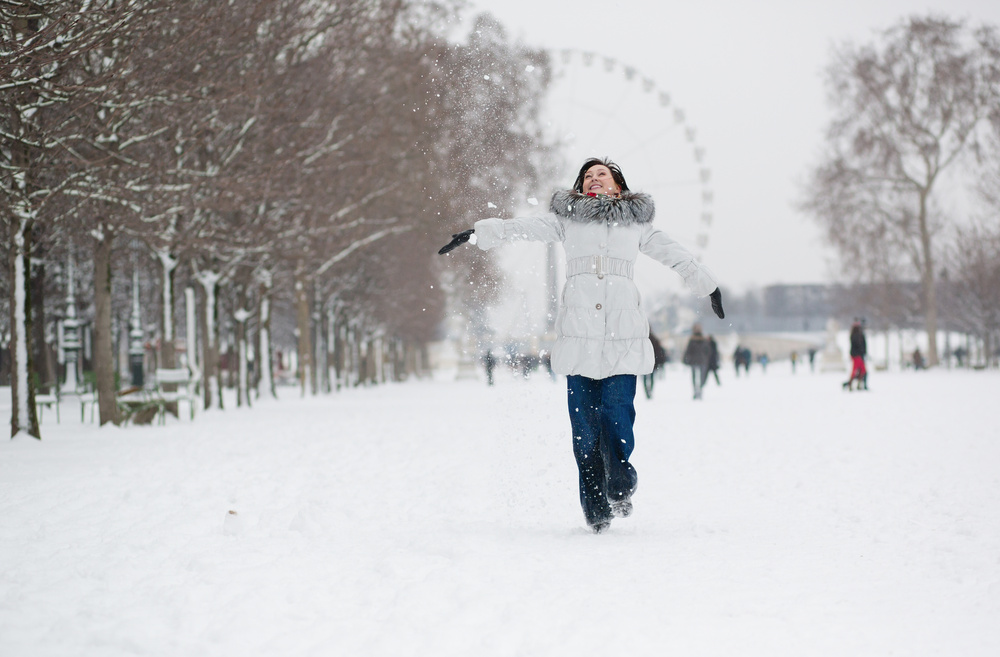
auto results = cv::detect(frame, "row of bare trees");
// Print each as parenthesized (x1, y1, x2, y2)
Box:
(2, 2, 553, 437)
(802, 14, 1000, 367)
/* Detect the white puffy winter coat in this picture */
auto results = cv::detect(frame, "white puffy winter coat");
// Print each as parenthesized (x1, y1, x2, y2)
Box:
(474, 190, 719, 380)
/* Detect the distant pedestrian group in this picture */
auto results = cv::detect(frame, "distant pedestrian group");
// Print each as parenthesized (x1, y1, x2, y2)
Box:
(733, 345, 751, 375)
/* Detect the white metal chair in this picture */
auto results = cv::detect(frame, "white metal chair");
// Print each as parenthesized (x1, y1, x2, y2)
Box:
(34, 386, 60, 424)
(78, 390, 99, 423)
(153, 367, 198, 422)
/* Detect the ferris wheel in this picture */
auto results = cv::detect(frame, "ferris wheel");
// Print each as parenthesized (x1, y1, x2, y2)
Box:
(539, 49, 714, 261)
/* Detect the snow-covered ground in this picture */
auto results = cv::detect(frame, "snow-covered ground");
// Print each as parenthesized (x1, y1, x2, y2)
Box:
(2, 362, 998, 656)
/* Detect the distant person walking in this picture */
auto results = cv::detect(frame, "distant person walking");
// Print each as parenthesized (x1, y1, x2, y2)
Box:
(843, 321, 868, 391)
(733, 345, 750, 376)
(707, 335, 721, 385)
(683, 324, 712, 400)
(484, 350, 497, 386)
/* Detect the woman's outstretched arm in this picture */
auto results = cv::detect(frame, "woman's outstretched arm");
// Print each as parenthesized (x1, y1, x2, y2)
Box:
(472, 214, 565, 250)
(640, 223, 724, 317)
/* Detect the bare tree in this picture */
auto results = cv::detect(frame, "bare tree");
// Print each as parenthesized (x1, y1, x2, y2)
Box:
(1, 1, 140, 435)
(3, 1, 555, 431)
(943, 220, 1000, 366)
(802, 15, 1000, 365)
(944, 117, 1000, 366)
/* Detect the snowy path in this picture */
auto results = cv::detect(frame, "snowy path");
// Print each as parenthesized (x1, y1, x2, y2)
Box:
(1, 366, 999, 656)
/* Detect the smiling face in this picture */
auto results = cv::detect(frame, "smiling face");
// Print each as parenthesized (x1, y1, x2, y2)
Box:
(581, 164, 621, 197)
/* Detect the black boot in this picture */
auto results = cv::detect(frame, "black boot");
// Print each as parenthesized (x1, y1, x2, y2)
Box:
(585, 496, 613, 533)
(590, 518, 612, 533)
(842, 378, 853, 391)
(608, 486, 635, 519)
(610, 498, 633, 518)
(860, 373, 868, 390)
(579, 468, 613, 533)
(606, 462, 638, 519)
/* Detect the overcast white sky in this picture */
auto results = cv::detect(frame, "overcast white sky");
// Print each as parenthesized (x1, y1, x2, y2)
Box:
(462, 0, 1000, 293)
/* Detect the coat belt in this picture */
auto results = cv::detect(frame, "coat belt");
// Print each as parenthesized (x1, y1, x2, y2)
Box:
(566, 255, 634, 279)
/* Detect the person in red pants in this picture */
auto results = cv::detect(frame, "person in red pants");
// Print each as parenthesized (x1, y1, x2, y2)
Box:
(843, 320, 868, 391)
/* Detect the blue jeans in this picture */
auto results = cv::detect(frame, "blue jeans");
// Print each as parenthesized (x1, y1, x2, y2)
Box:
(566, 374, 639, 525)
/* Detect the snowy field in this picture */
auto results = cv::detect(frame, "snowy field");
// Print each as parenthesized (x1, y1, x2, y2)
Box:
(2, 362, 999, 656)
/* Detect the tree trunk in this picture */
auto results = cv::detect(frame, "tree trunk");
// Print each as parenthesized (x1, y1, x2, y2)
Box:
(158, 252, 178, 415)
(197, 285, 212, 409)
(257, 274, 275, 399)
(184, 287, 198, 377)
(364, 338, 375, 385)
(238, 325, 249, 407)
(9, 218, 39, 438)
(31, 261, 56, 391)
(93, 233, 120, 426)
(295, 270, 313, 397)
(354, 337, 363, 385)
(7, 0, 39, 439)
(235, 286, 251, 408)
(10, 218, 42, 438)
(918, 193, 940, 366)
(197, 271, 222, 410)
(334, 321, 346, 390)
(326, 308, 336, 392)
(923, 274, 940, 366)
(312, 283, 324, 394)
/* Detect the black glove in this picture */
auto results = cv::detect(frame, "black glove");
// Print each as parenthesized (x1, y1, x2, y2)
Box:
(438, 229, 474, 255)
(710, 288, 725, 319)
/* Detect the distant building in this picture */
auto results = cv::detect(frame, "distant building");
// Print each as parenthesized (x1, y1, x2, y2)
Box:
(653, 282, 926, 335)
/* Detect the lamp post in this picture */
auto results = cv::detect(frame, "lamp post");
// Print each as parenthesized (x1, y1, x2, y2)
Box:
(129, 269, 145, 386)
(60, 248, 81, 395)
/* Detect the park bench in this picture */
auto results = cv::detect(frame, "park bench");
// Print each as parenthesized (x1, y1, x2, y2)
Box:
(153, 367, 199, 423)
(34, 384, 60, 424)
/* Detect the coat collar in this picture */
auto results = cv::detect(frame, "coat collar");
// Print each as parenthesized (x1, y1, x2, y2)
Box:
(549, 189, 655, 225)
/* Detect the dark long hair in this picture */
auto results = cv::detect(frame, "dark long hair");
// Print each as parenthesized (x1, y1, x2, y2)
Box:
(572, 157, 630, 193)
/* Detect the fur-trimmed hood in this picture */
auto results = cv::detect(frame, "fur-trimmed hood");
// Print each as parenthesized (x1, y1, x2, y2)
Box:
(549, 190, 655, 225)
